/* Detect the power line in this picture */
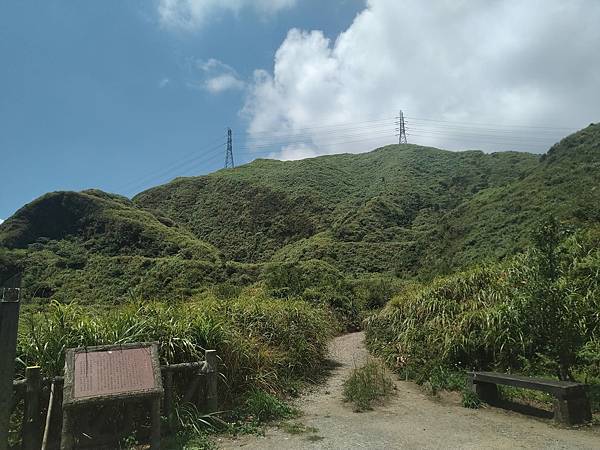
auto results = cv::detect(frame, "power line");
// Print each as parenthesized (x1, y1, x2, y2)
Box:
(404, 116, 577, 131)
(243, 122, 396, 144)
(406, 133, 552, 150)
(406, 128, 559, 143)
(237, 128, 395, 151)
(115, 134, 226, 192)
(234, 116, 396, 137)
(115, 112, 580, 196)
(236, 134, 396, 157)
(168, 132, 396, 179)
(121, 140, 226, 195)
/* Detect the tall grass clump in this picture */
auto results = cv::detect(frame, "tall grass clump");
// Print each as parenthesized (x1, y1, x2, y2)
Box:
(365, 222, 600, 391)
(342, 360, 394, 411)
(17, 292, 334, 401)
(242, 389, 297, 422)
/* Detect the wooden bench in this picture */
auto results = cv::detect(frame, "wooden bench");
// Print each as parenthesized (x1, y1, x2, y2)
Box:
(467, 371, 591, 425)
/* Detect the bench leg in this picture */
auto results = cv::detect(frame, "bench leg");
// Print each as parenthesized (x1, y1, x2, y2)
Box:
(553, 395, 591, 425)
(469, 380, 499, 404)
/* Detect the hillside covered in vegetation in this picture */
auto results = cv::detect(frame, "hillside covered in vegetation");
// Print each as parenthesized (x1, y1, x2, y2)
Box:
(1, 123, 598, 304)
(2, 123, 599, 445)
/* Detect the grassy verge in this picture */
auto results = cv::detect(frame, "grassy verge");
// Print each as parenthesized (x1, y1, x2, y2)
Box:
(365, 225, 600, 413)
(17, 290, 334, 391)
(11, 291, 334, 448)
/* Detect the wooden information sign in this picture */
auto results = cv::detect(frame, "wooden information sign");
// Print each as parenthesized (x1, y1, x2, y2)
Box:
(62, 343, 163, 450)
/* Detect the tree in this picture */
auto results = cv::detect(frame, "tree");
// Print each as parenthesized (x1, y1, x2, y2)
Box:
(527, 218, 580, 380)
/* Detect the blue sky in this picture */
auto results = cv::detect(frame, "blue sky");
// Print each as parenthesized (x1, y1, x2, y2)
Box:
(0, 0, 364, 219)
(1, 0, 599, 221)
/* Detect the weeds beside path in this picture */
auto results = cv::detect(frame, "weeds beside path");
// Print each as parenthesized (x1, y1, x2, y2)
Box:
(219, 332, 600, 449)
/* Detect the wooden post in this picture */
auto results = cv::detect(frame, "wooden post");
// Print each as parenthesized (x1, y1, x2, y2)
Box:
(23, 366, 42, 450)
(183, 377, 200, 404)
(125, 402, 136, 444)
(204, 350, 218, 413)
(0, 293, 20, 450)
(150, 397, 161, 450)
(163, 371, 173, 429)
(52, 379, 64, 449)
(195, 372, 205, 408)
(468, 374, 499, 404)
(41, 379, 56, 450)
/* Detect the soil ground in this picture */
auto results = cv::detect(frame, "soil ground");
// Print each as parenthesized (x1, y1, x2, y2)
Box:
(218, 332, 600, 449)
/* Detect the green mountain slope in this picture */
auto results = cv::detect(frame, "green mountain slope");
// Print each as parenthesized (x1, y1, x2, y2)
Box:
(271, 125, 599, 277)
(1, 123, 598, 303)
(0, 189, 219, 260)
(0, 189, 235, 303)
(435, 123, 600, 270)
(134, 145, 538, 265)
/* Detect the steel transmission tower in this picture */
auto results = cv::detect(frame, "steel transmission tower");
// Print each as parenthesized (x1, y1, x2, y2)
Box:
(225, 128, 234, 168)
(396, 110, 408, 144)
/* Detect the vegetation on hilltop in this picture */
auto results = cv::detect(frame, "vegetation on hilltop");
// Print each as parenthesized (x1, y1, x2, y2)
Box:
(0, 189, 230, 302)
(135, 176, 324, 262)
(433, 123, 600, 270)
(134, 145, 538, 268)
(1, 124, 598, 304)
(0, 189, 219, 259)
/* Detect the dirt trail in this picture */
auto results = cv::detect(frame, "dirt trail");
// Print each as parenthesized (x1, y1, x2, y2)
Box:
(219, 332, 599, 449)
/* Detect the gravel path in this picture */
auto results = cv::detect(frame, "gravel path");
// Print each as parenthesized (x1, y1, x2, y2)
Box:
(218, 332, 599, 449)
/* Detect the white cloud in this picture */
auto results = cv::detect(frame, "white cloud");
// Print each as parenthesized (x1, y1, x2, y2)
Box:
(243, 0, 600, 158)
(158, 78, 170, 88)
(158, 0, 296, 31)
(0, 219, 3, 225)
(276, 143, 319, 161)
(191, 58, 245, 94)
(205, 74, 245, 94)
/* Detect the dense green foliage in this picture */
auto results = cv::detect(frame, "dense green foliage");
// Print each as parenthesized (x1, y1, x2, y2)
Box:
(365, 223, 600, 394)
(261, 259, 403, 329)
(134, 145, 539, 274)
(0, 190, 218, 259)
(435, 123, 600, 270)
(18, 291, 334, 396)
(2, 124, 598, 303)
(242, 389, 297, 422)
(0, 190, 259, 303)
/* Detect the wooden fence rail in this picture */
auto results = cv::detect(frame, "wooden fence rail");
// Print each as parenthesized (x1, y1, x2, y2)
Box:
(9, 349, 219, 450)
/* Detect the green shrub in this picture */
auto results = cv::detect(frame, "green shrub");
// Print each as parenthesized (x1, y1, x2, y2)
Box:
(427, 366, 467, 394)
(351, 276, 403, 310)
(17, 294, 333, 398)
(365, 224, 600, 404)
(461, 389, 481, 409)
(262, 259, 363, 330)
(242, 390, 296, 422)
(342, 360, 394, 412)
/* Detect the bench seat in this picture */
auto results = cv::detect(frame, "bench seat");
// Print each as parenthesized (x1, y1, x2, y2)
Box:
(467, 371, 591, 425)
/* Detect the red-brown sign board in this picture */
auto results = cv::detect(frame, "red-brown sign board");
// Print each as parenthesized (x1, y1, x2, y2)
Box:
(73, 347, 156, 398)
(63, 343, 163, 407)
